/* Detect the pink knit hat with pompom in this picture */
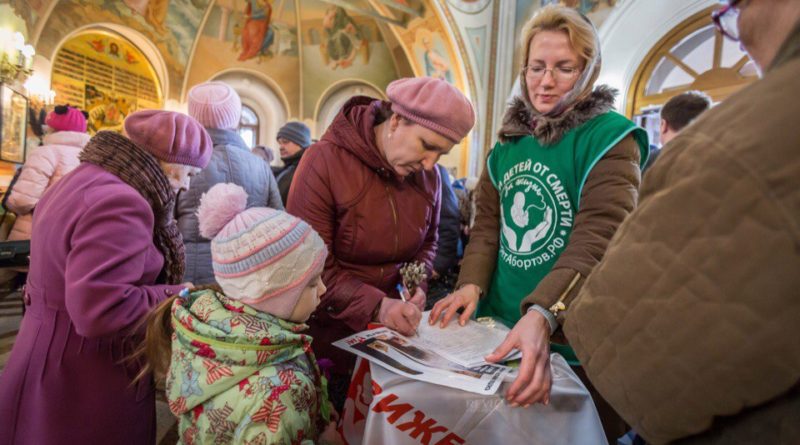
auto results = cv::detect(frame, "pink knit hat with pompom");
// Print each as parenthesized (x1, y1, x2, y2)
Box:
(46, 105, 87, 133)
(197, 183, 327, 318)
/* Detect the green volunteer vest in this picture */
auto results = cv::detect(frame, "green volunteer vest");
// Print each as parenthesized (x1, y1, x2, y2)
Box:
(478, 111, 648, 362)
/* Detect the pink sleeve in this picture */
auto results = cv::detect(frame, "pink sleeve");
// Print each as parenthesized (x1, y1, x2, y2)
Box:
(64, 188, 183, 338)
(6, 148, 58, 214)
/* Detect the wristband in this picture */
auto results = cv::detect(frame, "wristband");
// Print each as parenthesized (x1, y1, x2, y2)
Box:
(526, 304, 558, 335)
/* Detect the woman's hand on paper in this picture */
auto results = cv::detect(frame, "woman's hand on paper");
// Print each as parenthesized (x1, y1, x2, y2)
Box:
(428, 284, 480, 328)
(379, 297, 422, 336)
(485, 311, 552, 407)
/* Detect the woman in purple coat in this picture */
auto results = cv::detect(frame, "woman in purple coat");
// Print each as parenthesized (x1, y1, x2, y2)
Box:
(0, 110, 212, 444)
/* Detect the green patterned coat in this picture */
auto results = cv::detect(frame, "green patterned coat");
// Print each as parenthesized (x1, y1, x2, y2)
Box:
(166, 289, 331, 445)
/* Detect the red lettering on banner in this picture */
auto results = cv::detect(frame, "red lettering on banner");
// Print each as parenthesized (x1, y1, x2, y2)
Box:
(346, 336, 367, 346)
(372, 394, 413, 423)
(434, 433, 466, 445)
(372, 380, 382, 395)
(396, 411, 448, 445)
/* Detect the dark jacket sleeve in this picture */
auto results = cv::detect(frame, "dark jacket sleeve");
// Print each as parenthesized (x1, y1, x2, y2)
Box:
(455, 161, 500, 293)
(287, 148, 386, 332)
(264, 164, 284, 210)
(433, 165, 461, 275)
(412, 168, 441, 292)
(520, 135, 642, 323)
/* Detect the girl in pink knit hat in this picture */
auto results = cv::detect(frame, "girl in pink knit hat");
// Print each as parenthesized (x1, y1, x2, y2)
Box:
(139, 183, 343, 445)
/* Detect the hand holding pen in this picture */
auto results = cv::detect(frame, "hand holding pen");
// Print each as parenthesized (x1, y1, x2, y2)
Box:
(375, 284, 424, 337)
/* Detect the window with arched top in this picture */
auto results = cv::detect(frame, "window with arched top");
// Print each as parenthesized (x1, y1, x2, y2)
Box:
(627, 7, 758, 141)
(238, 105, 259, 148)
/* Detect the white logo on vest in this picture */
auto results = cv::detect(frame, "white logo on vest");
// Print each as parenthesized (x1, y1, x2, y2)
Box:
(496, 159, 574, 270)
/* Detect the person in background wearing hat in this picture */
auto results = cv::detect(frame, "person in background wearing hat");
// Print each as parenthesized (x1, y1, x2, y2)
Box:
(5, 105, 91, 241)
(274, 121, 312, 206)
(428, 5, 648, 441)
(0, 110, 212, 444)
(287, 76, 475, 410)
(139, 183, 342, 444)
(178, 81, 283, 286)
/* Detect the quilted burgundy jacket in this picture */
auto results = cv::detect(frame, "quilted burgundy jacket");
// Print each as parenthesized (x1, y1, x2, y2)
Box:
(287, 97, 441, 375)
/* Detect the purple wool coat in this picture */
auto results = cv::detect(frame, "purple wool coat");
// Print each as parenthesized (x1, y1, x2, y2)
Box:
(0, 163, 183, 444)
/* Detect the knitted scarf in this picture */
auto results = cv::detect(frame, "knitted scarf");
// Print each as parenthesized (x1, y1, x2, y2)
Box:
(79, 131, 185, 284)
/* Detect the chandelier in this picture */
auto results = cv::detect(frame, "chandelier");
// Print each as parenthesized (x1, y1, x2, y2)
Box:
(0, 28, 35, 84)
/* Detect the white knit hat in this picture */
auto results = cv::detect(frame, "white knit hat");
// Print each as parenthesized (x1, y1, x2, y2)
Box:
(197, 183, 327, 318)
(187, 81, 242, 130)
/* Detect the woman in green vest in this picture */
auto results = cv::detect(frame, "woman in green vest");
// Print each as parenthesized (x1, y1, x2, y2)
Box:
(429, 4, 648, 441)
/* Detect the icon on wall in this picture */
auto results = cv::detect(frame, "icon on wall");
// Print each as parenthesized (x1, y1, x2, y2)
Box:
(0, 85, 28, 164)
(237, 0, 276, 61)
(319, 6, 370, 70)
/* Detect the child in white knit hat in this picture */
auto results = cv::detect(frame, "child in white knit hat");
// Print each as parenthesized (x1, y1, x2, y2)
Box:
(139, 183, 342, 444)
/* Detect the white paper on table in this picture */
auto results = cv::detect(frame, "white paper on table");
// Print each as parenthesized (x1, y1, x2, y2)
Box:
(417, 310, 521, 367)
(333, 327, 510, 395)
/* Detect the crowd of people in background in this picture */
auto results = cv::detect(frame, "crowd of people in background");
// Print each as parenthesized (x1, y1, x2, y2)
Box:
(0, 0, 798, 444)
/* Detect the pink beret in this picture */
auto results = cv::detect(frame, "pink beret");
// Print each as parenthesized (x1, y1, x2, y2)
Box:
(124, 110, 213, 168)
(386, 77, 475, 143)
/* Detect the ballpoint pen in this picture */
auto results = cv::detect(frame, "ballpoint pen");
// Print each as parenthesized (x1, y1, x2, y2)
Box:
(396, 283, 419, 336)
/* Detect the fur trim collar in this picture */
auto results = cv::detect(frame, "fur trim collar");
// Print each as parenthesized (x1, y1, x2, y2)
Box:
(498, 85, 617, 145)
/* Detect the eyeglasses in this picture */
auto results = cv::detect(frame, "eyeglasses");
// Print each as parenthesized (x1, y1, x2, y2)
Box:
(712, 0, 744, 41)
(523, 66, 581, 82)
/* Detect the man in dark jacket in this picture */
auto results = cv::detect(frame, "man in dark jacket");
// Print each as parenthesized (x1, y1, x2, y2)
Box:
(178, 81, 283, 285)
(275, 121, 311, 205)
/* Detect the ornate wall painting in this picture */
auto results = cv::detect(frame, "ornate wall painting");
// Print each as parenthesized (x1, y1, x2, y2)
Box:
(0, 85, 28, 164)
(186, 0, 300, 117)
(413, 29, 454, 83)
(37, 0, 211, 101)
(301, 0, 397, 120)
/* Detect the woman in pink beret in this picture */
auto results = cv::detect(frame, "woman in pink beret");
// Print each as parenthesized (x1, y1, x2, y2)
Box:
(0, 110, 213, 444)
(287, 76, 476, 410)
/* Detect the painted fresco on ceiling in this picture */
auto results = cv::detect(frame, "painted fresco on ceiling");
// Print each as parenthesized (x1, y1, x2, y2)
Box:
(2, 0, 57, 37)
(413, 29, 454, 83)
(320, 6, 370, 70)
(301, 0, 397, 120)
(236, 0, 277, 61)
(541, 0, 617, 24)
(185, 0, 300, 115)
(36, 0, 211, 100)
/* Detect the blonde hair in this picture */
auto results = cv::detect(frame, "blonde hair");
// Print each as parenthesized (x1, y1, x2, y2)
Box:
(518, 5, 602, 111)
(519, 5, 598, 70)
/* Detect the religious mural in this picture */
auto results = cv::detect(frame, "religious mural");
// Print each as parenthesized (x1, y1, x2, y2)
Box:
(50, 32, 161, 134)
(413, 29, 454, 83)
(37, 0, 211, 100)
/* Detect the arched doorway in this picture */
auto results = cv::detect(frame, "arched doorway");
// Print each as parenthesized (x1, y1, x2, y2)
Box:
(50, 29, 164, 134)
(314, 80, 385, 137)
